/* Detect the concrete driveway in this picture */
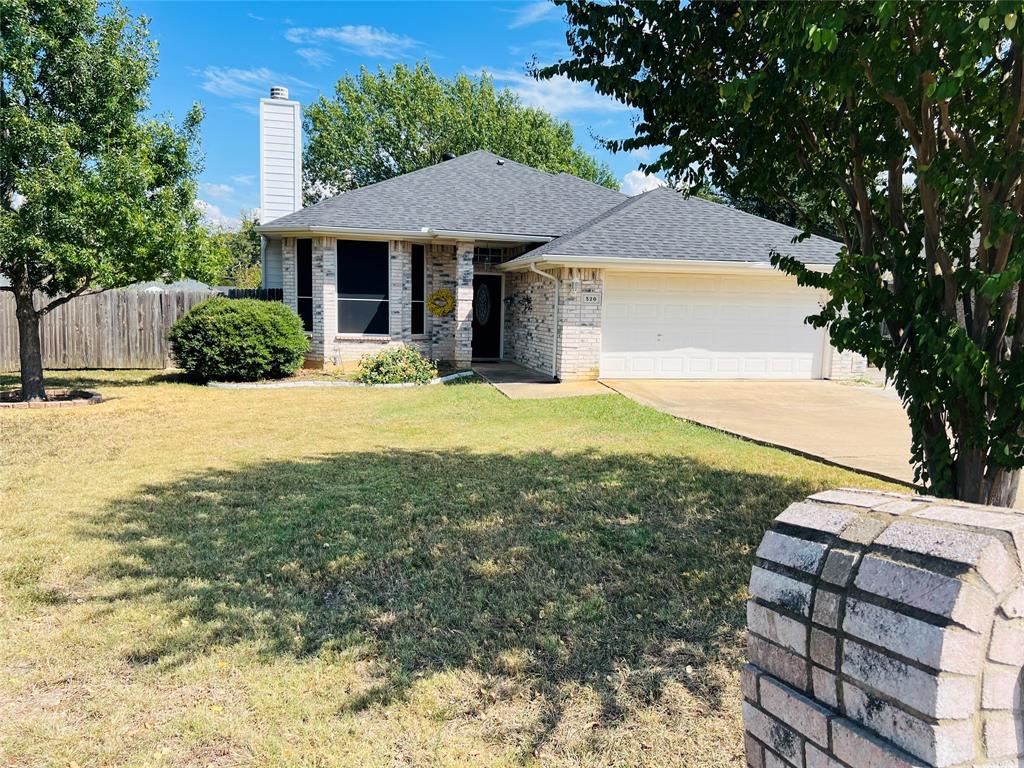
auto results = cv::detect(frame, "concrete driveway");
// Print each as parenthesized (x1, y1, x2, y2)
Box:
(604, 379, 917, 486)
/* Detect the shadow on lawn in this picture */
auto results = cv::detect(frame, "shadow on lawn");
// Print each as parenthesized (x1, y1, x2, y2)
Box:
(93, 448, 815, 752)
(0, 370, 184, 390)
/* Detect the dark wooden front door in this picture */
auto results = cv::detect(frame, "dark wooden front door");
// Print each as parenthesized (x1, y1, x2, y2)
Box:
(471, 275, 502, 360)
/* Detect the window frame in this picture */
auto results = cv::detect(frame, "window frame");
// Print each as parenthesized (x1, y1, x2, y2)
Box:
(336, 240, 391, 337)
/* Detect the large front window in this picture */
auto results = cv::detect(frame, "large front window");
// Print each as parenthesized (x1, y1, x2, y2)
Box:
(337, 240, 389, 335)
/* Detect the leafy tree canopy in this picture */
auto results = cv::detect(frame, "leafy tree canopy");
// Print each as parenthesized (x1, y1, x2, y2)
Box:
(208, 211, 261, 288)
(544, 0, 1024, 505)
(303, 61, 617, 201)
(0, 0, 220, 400)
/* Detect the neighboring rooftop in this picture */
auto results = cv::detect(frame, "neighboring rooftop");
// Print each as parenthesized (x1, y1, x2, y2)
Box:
(259, 150, 626, 238)
(507, 186, 841, 267)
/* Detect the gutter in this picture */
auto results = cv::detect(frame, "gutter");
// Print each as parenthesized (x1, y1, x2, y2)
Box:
(529, 263, 559, 380)
(420, 228, 554, 244)
(255, 223, 555, 244)
(255, 224, 429, 239)
(500, 253, 835, 274)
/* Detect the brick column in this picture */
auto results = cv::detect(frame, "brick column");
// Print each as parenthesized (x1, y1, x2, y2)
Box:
(281, 237, 297, 314)
(310, 237, 336, 362)
(453, 240, 474, 368)
(389, 240, 412, 342)
(317, 239, 337, 362)
(743, 488, 1024, 768)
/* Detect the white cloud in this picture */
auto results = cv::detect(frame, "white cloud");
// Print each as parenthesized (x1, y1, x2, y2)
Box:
(621, 170, 665, 196)
(484, 67, 628, 116)
(230, 174, 255, 186)
(284, 26, 421, 59)
(196, 199, 240, 231)
(296, 47, 334, 68)
(508, 1, 558, 28)
(199, 182, 234, 200)
(197, 66, 313, 100)
(629, 147, 654, 162)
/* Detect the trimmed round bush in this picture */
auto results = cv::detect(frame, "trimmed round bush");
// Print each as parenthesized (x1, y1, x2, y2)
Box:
(169, 297, 309, 382)
(354, 346, 438, 385)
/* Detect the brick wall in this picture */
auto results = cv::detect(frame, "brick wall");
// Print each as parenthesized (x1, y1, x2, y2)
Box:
(454, 240, 474, 368)
(743, 489, 1024, 768)
(323, 239, 460, 369)
(828, 349, 886, 384)
(503, 269, 557, 376)
(281, 237, 297, 315)
(503, 266, 604, 380)
(557, 267, 603, 380)
(427, 243, 457, 361)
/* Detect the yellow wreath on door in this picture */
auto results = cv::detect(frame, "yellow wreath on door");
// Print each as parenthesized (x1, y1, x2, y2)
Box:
(427, 287, 455, 317)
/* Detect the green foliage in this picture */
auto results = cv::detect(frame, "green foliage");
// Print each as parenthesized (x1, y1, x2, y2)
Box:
(303, 61, 617, 200)
(169, 297, 308, 382)
(354, 346, 438, 385)
(0, 0, 222, 399)
(208, 211, 262, 288)
(546, 0, 1024, 504)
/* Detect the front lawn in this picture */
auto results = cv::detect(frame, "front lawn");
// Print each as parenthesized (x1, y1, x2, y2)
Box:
(0, 371, 896, 767)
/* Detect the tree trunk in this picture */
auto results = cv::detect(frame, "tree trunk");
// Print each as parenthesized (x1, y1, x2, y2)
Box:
(13, 284, 46, 401)
(955, 445, 1020, 507)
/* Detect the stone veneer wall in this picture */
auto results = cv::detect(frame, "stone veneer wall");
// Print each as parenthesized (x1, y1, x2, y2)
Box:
(743, 488, 1024, 768)
(503, 267, 604, 380)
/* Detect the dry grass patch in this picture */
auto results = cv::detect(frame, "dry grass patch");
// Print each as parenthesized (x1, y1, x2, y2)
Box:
(0, 370, 898, 767)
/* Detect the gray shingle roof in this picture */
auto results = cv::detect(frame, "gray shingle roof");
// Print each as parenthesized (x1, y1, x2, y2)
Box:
(260, 150, 626, 238)
(509, 186, 841, 267)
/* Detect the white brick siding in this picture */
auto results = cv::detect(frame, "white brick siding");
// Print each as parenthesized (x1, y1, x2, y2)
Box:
(503, 266, 604, 380)
(828, 348, 885, 383)
(743, 490, 1024, 768)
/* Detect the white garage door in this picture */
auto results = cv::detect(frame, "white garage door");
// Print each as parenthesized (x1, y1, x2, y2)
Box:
(600, 272, 827, 379)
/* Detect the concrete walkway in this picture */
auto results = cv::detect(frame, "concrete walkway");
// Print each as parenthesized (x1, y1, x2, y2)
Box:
(475, 362, 614, 400)
(604, 379, 917, 486)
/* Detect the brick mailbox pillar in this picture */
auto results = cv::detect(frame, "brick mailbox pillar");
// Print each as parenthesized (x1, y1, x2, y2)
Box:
(743, 488, 1024, 768)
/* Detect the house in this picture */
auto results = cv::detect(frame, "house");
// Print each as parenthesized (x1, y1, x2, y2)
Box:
(256, 87, 875, 382)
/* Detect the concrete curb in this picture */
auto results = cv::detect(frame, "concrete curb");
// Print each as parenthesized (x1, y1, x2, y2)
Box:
(207, 370, 475, 390)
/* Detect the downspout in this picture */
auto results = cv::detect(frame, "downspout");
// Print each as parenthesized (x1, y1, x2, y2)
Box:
(529, 263, 559, 380)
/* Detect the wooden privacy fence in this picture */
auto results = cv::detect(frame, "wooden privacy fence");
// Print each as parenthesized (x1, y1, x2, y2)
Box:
(0, 290, 215, 371)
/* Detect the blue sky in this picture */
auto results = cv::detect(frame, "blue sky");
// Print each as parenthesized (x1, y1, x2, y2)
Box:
(127, 0, 665, 229)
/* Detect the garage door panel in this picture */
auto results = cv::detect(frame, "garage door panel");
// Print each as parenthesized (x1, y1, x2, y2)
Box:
(601, 272, 825, 380)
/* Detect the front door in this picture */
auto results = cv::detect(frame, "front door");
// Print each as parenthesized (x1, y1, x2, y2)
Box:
(471, 274, 502, 360)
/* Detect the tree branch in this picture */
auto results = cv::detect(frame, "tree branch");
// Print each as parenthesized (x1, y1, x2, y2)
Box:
(38, 279, 107, 316)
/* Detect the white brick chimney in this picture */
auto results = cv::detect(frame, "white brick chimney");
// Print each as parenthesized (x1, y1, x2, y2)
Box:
(259, 86, 302, 223)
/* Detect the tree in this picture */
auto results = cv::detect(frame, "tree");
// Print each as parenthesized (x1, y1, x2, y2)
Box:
(543, 1, 1024, 505)
(0, 0, 221, 401)
(210, 211, 262, 288)
(303, 61, 617, 201)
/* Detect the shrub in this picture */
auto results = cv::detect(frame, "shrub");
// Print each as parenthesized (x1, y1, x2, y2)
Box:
(354, 346, 437, 385)
(169, 297, 309, 382)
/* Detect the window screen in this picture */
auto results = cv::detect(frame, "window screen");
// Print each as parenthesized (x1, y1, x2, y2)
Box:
(296, 239, 312, 332)
(411, 244, 425, 335)
(337, 240, 389, 334)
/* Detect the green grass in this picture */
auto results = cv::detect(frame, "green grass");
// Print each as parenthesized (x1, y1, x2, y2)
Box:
(0, 370, 896, 767)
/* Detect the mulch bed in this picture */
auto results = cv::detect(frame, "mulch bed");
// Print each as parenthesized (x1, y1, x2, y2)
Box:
(0, 388, 103, 409)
